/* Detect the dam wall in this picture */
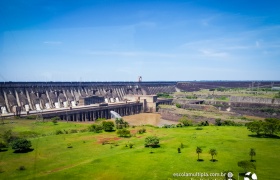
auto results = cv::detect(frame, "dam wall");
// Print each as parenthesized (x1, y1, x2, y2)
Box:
(0, 82, 176, 114)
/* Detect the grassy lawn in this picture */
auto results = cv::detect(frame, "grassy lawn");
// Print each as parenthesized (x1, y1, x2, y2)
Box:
(0, 119, 279, 180)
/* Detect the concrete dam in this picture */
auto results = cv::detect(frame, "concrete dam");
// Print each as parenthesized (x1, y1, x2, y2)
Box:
(1, 81, 279, 121)
(0, 81, 176, 120)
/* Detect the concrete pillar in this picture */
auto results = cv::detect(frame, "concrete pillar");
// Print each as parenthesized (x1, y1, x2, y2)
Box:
(93, 111, 96, 121)
(3, 90, 11, 113)
(14, 90, 21, 107)
(97, 111, 99, 119)
(25, 90, 34, 110)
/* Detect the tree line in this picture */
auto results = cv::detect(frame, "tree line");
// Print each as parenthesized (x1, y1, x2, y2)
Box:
(246, 118, 280, 136)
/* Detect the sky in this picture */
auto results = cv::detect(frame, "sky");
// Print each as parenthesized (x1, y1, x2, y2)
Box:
(0, 0, 280, 81)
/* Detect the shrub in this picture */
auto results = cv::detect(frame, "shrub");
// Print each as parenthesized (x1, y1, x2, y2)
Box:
(102, 121, 115, 132)
(117, 129, 131, 137)
(196, 127, 203, 130)
(138, 128, 146, 134)
(222, 120, 243, 126)
(0, 141, 7, 150)
(176, 123, 183, 127)
(11, 138, 32, 152)
(88, 124, 103, 133)
(176, 103, 182, 108)
(145, 136, 160, 148)
(69, 129, 78, 133)
(215, 118, 222, 126)
(238, 160, 256, 172)
(55, 130, 64, 135)
(51, 116, 60, 124)
(26, 115, 37, 119)
(179, 116, 193, 126)
(162, 124, 171, 128)
(129, 143, 134, 148)
(198, 121, 209, 126)
(1, 130, 19, 144)
(178, 148, 181, 153)
(52, 119, 58, 125)
(185, 95, 197, 99)
(18, 166, 26, 171)
(79, 128, 88, 133)
(157, 93, 173, 98)
(51, 116, 61, 121)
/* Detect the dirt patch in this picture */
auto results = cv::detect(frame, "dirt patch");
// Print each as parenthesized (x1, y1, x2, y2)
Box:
(47, 164, 76, 173)
(97, 137, 122, 144)
(130, 129, 138, 134)
(123, 113, 177, 126)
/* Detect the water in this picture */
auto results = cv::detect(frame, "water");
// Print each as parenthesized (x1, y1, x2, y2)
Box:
(122, 113, 177, 127)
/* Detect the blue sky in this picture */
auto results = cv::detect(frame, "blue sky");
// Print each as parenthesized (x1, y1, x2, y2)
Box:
(0, 0, 279, 81)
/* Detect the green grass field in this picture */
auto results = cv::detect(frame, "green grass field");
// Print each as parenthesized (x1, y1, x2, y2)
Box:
(0, 119, 279, 180)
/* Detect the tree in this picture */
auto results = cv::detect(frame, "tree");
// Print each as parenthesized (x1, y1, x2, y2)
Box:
(145, 136, 160, 148)
(115, 118, 120, 129)
(246, 121, 263, 135)
(11, 138, 32, 152)
(124, 121, 129, 128)
(238, 160, 256, 172)
(263, 118, 280, 135)
(209, 149, 217, 161)
(102, 121, 115, 132)
(196, 147, 202, 160)
(249, 148, 256, 162)
(246, 118, 280, 136)
(115, 118, 127, 129)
